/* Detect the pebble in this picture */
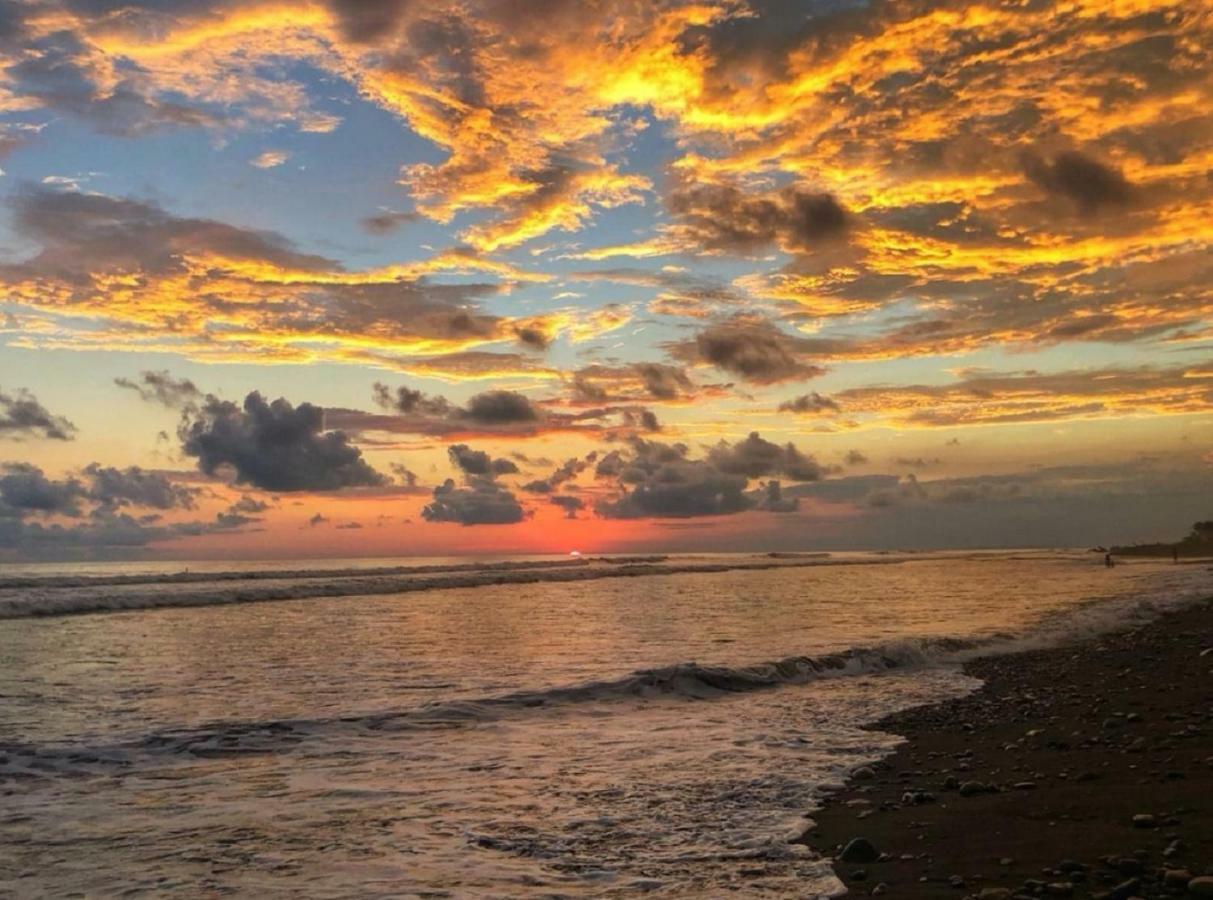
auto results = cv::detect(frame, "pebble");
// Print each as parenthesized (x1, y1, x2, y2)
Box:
(840, 838, 880, 864)
(1130, 813, 1156, 828)
(1162, 868, 1191, 886)
(1189, 876, 1213, 897)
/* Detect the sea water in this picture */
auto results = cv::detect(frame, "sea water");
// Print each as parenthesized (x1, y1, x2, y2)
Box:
(0, 551, 1207, 897)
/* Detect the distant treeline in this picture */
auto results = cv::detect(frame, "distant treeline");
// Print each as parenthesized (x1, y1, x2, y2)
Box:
(1111, 521, 1213, 557)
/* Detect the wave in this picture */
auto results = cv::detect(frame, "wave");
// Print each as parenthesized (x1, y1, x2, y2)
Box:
(0, 554, 922, 620)
(1, 636, 979, 778)
(4, 586, 1206, 782)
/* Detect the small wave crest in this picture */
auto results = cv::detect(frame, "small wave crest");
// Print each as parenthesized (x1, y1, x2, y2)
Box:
(1, 634, 988, 780)
(0, 555, 890, 619)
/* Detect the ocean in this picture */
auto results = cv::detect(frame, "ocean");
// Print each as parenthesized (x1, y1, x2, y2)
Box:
(0, 551, 1207, 897)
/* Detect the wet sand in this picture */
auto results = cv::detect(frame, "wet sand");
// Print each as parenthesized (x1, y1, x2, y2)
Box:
(809, 598, 1213, 899)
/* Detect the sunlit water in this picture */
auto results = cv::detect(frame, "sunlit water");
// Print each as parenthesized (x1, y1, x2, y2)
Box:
(0, 551, 1208, 898)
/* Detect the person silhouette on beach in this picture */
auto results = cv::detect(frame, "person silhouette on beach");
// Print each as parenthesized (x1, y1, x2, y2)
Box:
(1105, 553, 1114, 568)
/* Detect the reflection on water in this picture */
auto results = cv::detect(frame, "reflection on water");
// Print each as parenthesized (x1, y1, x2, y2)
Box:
(0, 552, 1205, 897)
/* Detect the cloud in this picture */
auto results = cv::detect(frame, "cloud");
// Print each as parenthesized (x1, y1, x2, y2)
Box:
(250, 149, 290, 169)
(0, 459, 251, 555)
(594, 432, 821, 519)
(462, 390, 541, 425)
(8, 186, 332, 279)
(706, 432, 824, 481)
(361, 210, 420, 234)
(114, 370, 201, 409)
(0, 388, 77, 440)
(346, 383, 654, 440)
(569, 363, 698, 404)
(778, 392, 839, 415)
(548, 494, 584, 519)
(1, 188, 552, 368)
(753, 479, 798, 513)
(836, 364, 1213, 428)
(422, 478, 526, 525)
(83, 463, 199, 510)
(446, 443, 519, 478)
(666, 180, 848, 254)
(521, 453, 594, 494)
(669, 318, 826, 384)
(891, 456, 942, 469)
(1022, 150, 1134, 213)
(372, 383, 454, 417)
(179, 391, 386, 491)
(0, 463, 85, 517)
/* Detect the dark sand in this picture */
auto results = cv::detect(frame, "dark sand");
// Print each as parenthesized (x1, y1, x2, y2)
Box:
(809, 599, 1213, 899)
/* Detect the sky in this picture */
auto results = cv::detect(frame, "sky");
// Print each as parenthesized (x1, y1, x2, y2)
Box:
(0, 0, 1210, 560)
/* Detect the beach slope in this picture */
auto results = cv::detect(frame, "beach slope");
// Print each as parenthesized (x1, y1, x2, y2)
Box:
(810, 600, 1213, 899)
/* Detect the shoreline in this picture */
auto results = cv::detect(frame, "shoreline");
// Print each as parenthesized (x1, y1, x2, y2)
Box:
(808, 597, 1213, 899)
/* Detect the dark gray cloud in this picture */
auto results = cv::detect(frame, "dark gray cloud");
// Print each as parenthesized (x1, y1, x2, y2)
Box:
(844, 450, 869, 466)
(0, 388, 77, 440)
(521, 453, 594, 494)
(349, 383, 651, 440)
(513, 324, 552, 350)
(778, 391, 839, 414)
(371, 383, 539, 425)
(753, 479, 798, 513)
(214, 494, 271, 528)
(594, 431, 823, 519)
(372, 382, 453, 417)
(668, 180, 848, 254)
(1023, 150, 1134, 213)
(0, 463, 85, 517)
(229, 494, 271, 515)
(114, 370, 201, 409)
(447, 443, 519, 478)
(548, 494, 584, 519)
(669, 318, 826, 384)
(3, 28, 220, 137)
(83, 463, 199, 510)
(326, 0, 414, 42)
(595, 439, 751, 519)
(569, 362, 697, 404)
(422, 478, 526, 525)
(463, 390, 540, 424)
(9, 187, 333, 283)
(389, 462, 422, 489)
(361, 209, 420, 234)
(0, 507, 252, 555)
(179, 392, 386, 491)
(627, 409, 661, 432)
(707, 432, 823, 481)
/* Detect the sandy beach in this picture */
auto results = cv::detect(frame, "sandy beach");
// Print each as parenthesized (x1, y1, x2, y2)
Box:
(810, 596, 1213, 899)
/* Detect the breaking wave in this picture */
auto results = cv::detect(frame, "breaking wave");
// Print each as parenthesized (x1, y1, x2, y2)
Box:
(0, 554, 910, 619)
